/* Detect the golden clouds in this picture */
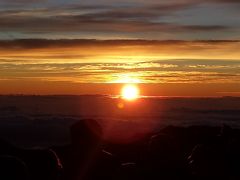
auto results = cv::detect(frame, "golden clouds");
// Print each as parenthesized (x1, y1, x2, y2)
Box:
(0, 39, 240, 63)
(0, 39, 239, 95)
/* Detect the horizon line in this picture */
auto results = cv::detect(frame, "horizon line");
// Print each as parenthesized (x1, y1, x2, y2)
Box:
(0, 94, 239, 99)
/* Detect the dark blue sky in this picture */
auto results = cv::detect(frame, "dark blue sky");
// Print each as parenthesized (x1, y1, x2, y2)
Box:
(0, 0, 239, 40)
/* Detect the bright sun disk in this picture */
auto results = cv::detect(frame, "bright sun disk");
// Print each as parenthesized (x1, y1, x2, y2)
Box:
(121, 84, 140, 101)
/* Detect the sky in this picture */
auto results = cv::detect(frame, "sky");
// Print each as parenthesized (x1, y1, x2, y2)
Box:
(0, 0, 239, 96)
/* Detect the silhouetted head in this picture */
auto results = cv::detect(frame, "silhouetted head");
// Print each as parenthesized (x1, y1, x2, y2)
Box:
(148, 133, 177, 159)
(146, 133, 181, 179)
(0, 155, 30, 179)
(23, 148, 62, 180)
(188, 144, 225, 178)
(219, 124, 232, 138)
(70, 119, 103, 147)
(115, 163, 138, 180)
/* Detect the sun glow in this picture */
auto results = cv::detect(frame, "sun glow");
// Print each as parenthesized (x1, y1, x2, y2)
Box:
(121, 84, 140, 101)
(111, 74, 141, 83)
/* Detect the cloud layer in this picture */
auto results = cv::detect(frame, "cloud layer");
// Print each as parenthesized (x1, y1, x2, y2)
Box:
(0, 39, 239, 84)
(0, 1, 239, 95)
(0, 0, 239, 39)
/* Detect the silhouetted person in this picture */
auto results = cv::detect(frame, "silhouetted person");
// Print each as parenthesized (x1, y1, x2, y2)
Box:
(115, 162, 140, 180)
(139, 133, 183, 180)
(218, 125, 240, 179)
(0, 155, 30, 180)
(53, 119, 119, 180)
(187, 142, 227, 179)
(0, 138, 62, 180)
(19, 148, 62, 180)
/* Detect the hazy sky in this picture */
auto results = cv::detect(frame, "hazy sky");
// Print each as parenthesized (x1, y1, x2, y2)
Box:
(0, 0, 240, 39)
(0, 0, 239, 96)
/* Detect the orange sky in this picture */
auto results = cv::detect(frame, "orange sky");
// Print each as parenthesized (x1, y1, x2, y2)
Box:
(1, 0, 240, 97)
(0, 40, 239, 96)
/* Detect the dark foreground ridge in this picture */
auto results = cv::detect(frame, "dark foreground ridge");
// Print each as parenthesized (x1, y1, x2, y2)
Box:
(1, 119, 240, 180)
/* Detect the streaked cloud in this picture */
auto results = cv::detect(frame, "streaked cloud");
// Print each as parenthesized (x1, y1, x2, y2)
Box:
(0, 0, 239, 39)
(0, 39, 239, 85)
(1, 58, 239, 84)
(0, 10, 229, 33)
(0, 39, 239, 64)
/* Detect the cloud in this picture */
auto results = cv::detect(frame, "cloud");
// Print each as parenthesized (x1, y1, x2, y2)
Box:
(0, 13, 230, 34)
(1, 59, 239, 84)
(1, 0, 43, 2)
(0, 2, 237, 37)
(0, 39, 239, 70)
(211, 0, 240, 3)
(0, 39, 239, 49)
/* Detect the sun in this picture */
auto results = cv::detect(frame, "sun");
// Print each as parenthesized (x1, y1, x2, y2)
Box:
(121, 84, 140, 101)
